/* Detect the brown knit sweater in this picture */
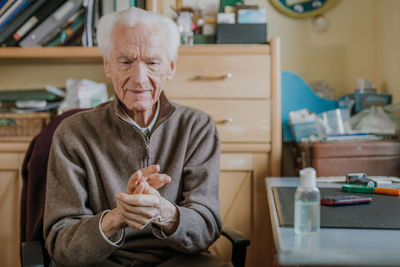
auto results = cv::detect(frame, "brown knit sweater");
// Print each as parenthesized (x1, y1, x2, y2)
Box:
(44, 93, 221, 266)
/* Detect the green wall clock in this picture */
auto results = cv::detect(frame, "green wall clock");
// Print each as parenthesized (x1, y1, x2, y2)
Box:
(270, 0, 335, 18)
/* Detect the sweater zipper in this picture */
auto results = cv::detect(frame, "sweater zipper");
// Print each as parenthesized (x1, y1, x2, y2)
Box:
(144, 136, 151, 167)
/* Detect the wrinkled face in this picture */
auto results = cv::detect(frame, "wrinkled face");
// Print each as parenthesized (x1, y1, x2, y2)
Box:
(104, 23, 175, 113)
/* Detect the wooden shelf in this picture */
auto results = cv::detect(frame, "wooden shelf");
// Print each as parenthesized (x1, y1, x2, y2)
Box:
(0, 45, 270, 63)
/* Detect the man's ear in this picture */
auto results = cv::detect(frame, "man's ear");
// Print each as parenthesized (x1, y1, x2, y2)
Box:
(103, 58, 111, 78)
(166, 60, 176, 80)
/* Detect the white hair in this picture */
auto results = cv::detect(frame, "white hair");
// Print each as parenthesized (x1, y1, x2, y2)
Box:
(97, 7, 180, 61)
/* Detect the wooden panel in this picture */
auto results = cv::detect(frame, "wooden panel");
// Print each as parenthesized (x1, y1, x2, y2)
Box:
(210, 171, 252, 265)
(0, 153, 23, 170)
(172, 99, 271, 143)
(0, 170, 21, 267)
(221, 153, 253, 171)
(165, 54, 270, 99)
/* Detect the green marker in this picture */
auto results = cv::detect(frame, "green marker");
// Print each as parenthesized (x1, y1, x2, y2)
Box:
(342, 184, 374, 193)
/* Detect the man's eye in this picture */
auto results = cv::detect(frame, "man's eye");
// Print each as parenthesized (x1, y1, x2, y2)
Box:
(122, 61, 132, 65)
(149, 61, 159, 65)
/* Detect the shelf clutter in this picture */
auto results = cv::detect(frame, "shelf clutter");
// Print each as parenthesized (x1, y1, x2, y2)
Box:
(0, 0, 147, 47)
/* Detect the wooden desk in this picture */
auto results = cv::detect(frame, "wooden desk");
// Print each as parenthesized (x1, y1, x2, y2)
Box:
(265, 177, 400, 266)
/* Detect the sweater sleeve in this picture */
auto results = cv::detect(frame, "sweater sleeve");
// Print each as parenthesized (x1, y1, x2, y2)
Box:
(43, 127, 124, 266)
(152, 116, 222, 253)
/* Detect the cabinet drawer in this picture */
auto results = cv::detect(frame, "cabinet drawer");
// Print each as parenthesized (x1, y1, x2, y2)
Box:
(173, 99, 271, 143)
(165, 54, 270, 99)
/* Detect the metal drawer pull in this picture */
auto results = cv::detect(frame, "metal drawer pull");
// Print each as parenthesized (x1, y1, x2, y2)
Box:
(192, 73, 232, 81)
(217, 117, 233, 124)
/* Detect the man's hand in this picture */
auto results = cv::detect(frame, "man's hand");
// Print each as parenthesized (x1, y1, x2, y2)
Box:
(127, 165, 171, 193)
(101, 165, 175, 238)
(116, 178, 179, 235)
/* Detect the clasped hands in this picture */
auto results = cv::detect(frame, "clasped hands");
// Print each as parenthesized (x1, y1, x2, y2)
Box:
(101, 165, 179, 238)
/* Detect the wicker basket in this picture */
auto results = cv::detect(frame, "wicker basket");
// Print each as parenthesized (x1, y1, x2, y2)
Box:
(0, 112, 51, 138)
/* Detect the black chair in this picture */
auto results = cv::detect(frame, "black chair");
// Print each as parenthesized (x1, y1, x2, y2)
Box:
(20, 109, 250, 267)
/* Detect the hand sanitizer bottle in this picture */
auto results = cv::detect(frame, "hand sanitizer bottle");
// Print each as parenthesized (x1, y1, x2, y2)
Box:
(294, 168, 320, 235)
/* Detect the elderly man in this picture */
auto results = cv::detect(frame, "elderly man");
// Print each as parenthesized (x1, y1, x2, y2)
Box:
(44, 7, 225, 267)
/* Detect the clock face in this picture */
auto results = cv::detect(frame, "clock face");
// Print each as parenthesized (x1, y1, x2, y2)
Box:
(270, 0, 335, 18)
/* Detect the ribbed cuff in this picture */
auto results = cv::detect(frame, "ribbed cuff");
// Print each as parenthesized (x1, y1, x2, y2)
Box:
(99, 210, 125, 246)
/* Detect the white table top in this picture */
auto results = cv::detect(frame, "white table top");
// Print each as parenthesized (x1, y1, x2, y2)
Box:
(265, 177, 400, 266)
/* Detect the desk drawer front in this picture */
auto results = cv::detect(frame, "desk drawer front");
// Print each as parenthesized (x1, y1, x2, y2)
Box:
(173, 99, 271, 143)
(165, 54, 270, 99)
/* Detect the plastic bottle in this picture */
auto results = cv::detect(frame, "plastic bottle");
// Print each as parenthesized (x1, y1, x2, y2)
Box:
(294, 168, 320, 235)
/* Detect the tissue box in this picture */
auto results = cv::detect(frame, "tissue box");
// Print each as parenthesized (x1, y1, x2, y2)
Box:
(290, 121, 320, 142)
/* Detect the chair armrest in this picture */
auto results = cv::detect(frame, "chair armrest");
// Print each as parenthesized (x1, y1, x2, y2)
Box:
(21, 241, 45, 267)
(221, 228, 250, 267)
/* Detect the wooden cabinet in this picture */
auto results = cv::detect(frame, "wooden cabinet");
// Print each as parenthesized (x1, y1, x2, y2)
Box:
(0, 142, 29, 267)
(168, 42, 282, 267)
(0, 41, 281, 267)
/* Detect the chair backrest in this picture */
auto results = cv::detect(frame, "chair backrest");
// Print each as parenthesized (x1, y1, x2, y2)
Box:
(20, 109, 86, 243)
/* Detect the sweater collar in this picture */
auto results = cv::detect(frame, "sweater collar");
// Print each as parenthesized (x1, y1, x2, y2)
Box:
(113, 91, 175, 130)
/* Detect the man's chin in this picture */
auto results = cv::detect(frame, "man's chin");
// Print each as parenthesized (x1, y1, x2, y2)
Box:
(125, 101, 152, 112)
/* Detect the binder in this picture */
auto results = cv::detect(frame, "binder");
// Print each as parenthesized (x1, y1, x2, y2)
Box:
(3, 0, 65, 46)
(19, 0, 84, 47)
(0, 0, 46, 45)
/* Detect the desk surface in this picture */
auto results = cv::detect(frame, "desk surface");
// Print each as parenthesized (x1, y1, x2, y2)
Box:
(265, 178, 400, 266)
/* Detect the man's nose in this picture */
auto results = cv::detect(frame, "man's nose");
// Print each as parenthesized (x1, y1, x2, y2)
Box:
(129, 62, 147, 86)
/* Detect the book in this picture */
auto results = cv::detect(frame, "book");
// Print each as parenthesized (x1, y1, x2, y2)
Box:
(3, 0, 65, 46)
(0, 0, 15, 16)
(135, 0, 146, 9)
(0, 0, 9, 9)
(82, 0, 93, 47)
(0, 0, 47, 45)
(113, 0, 135, 11)
(45, 9, 85, 47)
(19, 0, 84, 47)
(0, 0, 30, 30)
(101, 0, 113, 16)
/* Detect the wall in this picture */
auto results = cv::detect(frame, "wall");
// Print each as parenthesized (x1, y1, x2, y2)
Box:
(376, 0, 400, 103)
(246, 0, 399, 103)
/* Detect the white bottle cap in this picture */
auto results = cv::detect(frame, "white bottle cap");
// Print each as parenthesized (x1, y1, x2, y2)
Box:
(299, 167, 317, 187)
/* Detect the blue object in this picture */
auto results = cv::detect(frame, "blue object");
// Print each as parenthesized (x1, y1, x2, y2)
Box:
(339, 93, 392, 114)
(282, 71, 338, 142)
(290, 121, 320, 142)
(0, 0, 8, 9)
(0, 0, 31, 31)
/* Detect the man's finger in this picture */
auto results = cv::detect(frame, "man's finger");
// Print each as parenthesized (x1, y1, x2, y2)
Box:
(127, 165, 160, 193)
(116, 192, 158, 207)
(147, 174, 171, 189)
(140, 164, 160, 177)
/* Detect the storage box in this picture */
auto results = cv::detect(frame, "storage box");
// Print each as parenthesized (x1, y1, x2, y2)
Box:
(0, 112, 51, 140)
(297, 140, 400, 177)
(216, 23, 267, 44)
(339, 93, 392, 114)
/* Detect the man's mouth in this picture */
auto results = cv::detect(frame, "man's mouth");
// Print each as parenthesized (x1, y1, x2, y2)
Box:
(127, 89, 151, 94)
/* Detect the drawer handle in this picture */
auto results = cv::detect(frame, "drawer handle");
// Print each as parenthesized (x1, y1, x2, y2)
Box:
(217, 117, 233, 124)
(192, 73, 232, 81)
